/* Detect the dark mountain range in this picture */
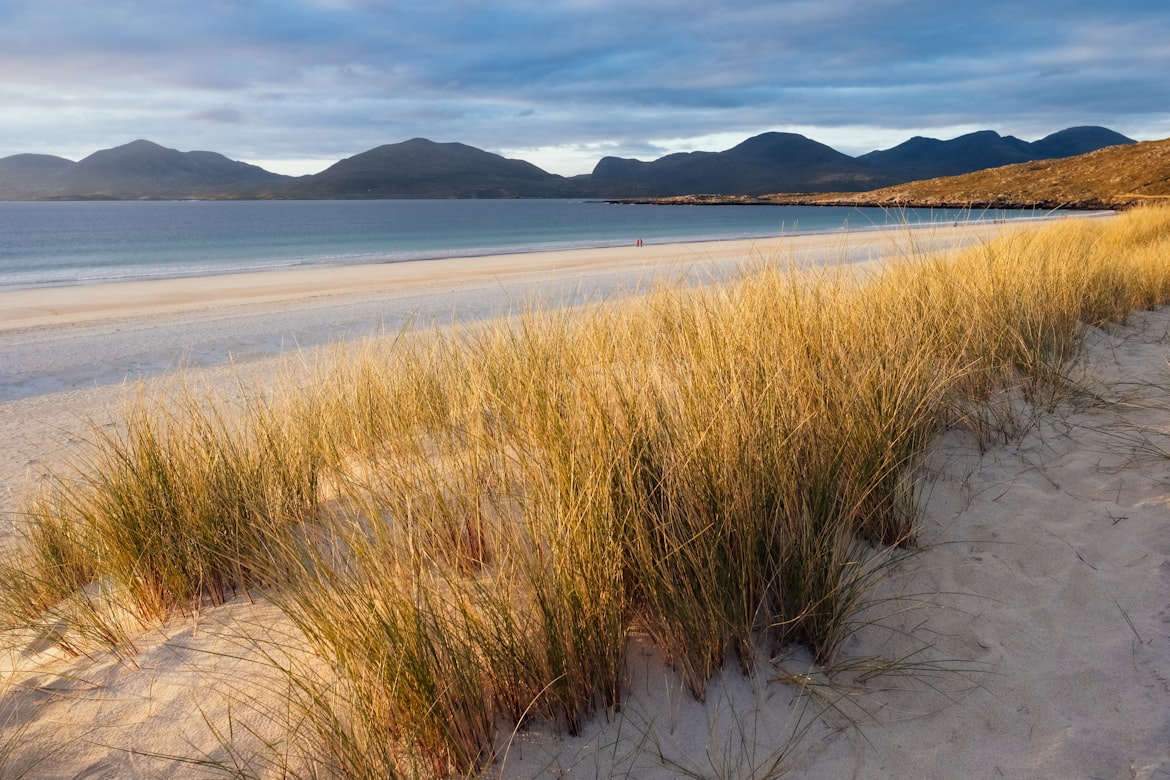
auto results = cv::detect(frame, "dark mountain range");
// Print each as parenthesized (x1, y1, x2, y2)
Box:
(857, 130, 1034, 179)
(279, 138, 588, 198)
(67, 139, 288, 193)
(591, 132, 896, 195)
(0, 153, 74, 177)
(855, 126, 1135, 181)
(0, 126, 1137, 201)
(1028, 126, 1135, 159)
(590, 126, 1133, 196)
(0, 153, 76, 198)
(0, 140, 290, 199)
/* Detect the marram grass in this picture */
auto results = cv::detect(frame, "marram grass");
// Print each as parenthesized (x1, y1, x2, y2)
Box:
(3, 206, 1170, 776)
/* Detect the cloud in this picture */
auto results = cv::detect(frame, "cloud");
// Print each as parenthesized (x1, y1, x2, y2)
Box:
(1, 0, 1168, 173)
(187, 106, 246, 124)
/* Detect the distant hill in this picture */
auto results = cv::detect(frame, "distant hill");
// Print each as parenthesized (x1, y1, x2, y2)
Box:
(0, 140, 290, 199)
(0, 127, 1140, 201)
(278, 138, 589, 198)
(0, 154, 75, 198)
(763, 137, 1170, 210)
(1029, 126, 1135, 159)
(856, 126, 1135, 181)
(593, 126, 1133, 197)
(592, 132, 896, 196)
(858, 130, 1035, 179)
(0, 153, 74, 177)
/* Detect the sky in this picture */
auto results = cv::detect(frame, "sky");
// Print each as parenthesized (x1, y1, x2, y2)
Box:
(2, 1, 1169, 177)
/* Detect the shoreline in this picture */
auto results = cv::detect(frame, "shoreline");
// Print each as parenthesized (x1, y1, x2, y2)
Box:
(0, 208, 1081, 300)
(0, 219, 1044, 504)
(0, 221, 1049, 404)
(0, 220, 1044, 333)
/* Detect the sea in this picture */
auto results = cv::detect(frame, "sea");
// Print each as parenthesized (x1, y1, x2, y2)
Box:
(0, 199, 1054, 290)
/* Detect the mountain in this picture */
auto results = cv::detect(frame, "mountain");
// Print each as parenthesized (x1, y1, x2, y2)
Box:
(765, 137, 1170, 210)
(65, 139, 289, 196)
(0, 153, 74, 177)
(0, 140, 290, 199)
(592, 127, 1132, 197)
(0, 127, 1140, 201)
(857, 130, 1034, 179)
(592, 132, 896, 196)
(1029, 126, 1135, 159)
(856, 126, 1135, 181)
(0, 153, 75, 198)
(279, 138, 588, 198)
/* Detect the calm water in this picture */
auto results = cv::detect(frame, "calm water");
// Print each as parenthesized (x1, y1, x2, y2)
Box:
(0, 200, 1049, 289)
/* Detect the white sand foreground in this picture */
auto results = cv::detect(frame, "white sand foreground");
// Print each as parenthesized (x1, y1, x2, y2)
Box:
(2, 217, 1167, 778)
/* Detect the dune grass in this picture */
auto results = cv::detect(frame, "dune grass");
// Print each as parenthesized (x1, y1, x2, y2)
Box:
(2, 206, 1170, 776)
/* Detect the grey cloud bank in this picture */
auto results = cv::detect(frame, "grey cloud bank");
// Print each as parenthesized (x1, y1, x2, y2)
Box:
(2, 1, 1168, 176)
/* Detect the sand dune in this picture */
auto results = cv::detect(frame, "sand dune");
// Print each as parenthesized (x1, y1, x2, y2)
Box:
(2, 216, 1166, 779)
(500, 307, 1170, 779)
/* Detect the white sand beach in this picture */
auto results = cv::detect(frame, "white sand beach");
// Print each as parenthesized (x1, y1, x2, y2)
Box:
(0, 222, 1024, 403)
(2, 216, 1167, 778)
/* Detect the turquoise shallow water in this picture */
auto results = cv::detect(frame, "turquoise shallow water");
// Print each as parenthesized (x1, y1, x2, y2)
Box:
(0, 199, 1050, 290)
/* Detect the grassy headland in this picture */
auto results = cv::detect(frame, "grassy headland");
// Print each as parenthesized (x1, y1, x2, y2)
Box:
(3, 207, 1170, 776)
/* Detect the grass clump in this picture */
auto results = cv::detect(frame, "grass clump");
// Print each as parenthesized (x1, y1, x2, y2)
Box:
(3, 206, 1170, 776)
(0, 377, 327, 653)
